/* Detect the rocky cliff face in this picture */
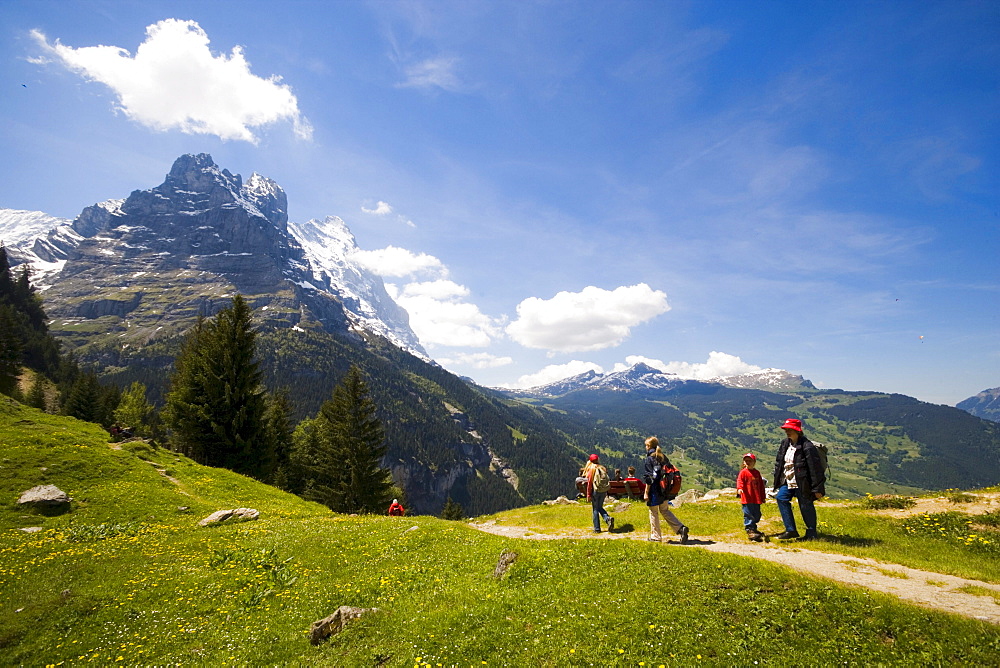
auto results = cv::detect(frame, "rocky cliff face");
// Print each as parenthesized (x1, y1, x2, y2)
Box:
(8, 155, 421, 358)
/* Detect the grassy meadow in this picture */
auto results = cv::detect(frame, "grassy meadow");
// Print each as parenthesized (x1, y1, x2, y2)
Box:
(3, 396, 1000, 666)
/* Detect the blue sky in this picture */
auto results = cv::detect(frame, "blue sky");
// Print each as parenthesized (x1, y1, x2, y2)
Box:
(1, 1, 997, 405)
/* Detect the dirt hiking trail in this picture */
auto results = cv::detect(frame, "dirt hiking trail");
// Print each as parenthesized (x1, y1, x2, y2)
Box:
(469, 493, 1000, 625)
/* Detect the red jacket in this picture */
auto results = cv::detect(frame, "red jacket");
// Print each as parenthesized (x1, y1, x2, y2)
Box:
(388, 503, 405, 516)
(737, 467, 766, 505)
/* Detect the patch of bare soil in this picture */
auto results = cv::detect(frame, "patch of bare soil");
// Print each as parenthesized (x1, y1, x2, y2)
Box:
(468, 510, 1000, 625)
(868, 491, 1000, 519)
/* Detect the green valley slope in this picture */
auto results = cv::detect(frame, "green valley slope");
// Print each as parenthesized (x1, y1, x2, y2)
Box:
(3, 399, 999, 666)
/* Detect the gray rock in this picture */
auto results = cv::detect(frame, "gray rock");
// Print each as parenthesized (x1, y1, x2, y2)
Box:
(197, 508, 260, 526)
(493, 549, 518, 579)
(309, 606, 378, 645)
(670, 489, 704, 507)
(18, 526, 43, 533)
(17, 485, 71, 507)
(543, 495, 575, 506)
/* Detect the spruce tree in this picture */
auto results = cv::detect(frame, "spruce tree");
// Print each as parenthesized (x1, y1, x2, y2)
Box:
(313, 366, 393, 514)
(164, 295, 269, 477)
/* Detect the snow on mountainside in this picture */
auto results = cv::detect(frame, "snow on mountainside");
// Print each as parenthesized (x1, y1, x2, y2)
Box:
(514, 362, 814, 397)
(0, 208, 69, 243)
(289, 216, 427, 358)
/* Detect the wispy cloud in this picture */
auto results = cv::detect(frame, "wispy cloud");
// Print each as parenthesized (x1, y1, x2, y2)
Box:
(30, 19, 311, 143)
(437, 352, 513, 370)
(396, 55, 462, 91)
(506, 284, 670, 353)
(361, 200, 393, 215)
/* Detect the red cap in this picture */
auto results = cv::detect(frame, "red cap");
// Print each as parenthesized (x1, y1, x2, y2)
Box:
(589, 454, 599, 462)
(781, 418, 803, 432)
(742, 452, 756, 460)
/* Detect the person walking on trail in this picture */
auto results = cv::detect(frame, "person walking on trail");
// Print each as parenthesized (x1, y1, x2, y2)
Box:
(737, 452, 766, 542)
(772, 418, 825, 540)
(388, 499, 405, 516)
(643, 437, 689, 544)
(583, 454, 615, 533)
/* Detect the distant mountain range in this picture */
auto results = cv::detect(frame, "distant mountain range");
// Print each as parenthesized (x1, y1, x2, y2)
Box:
(509, 362, 815, 397)
(957, 387, 1000, 423)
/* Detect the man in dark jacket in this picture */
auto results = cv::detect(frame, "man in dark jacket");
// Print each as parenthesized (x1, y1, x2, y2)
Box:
(772, 418, 825, 540)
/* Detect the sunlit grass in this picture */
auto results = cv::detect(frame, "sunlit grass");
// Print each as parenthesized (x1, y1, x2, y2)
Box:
(3, 398, 1000, 665)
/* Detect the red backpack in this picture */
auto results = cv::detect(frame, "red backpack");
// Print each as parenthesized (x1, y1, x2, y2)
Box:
(656, 461, 682, 500)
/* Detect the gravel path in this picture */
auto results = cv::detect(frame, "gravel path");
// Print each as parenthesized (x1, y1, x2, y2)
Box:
(468, 509, 1000, 624)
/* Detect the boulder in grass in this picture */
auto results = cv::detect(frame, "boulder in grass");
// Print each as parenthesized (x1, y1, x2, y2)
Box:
(670, 489, 703, 507)
(197, 508, 260, 527)
(543, 495, 575, 506)
(309, 606, 378, 645)
(17, 485, 72, 508)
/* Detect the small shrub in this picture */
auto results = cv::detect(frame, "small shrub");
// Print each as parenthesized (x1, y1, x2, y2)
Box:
(858, 494, 916, 510)
(977, 510, 1000, 527)
(946, 489, 977, 504)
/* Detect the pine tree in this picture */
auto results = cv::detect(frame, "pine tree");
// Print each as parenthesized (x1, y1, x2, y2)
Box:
(441, 497, 465, 521)
(62, 372, 102, 423)
(26, 372, 47, 411)
(164, 295, 269, 477)
(312, 366, 393, 514)
(264, 387, 294, 484)
(0, 305, 22, 396)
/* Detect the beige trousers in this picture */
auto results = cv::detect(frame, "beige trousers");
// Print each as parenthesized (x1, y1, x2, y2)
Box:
(648, 501, 683, 541)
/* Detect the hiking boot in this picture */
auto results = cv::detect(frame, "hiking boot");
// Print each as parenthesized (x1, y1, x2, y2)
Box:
(776, 530, 800, 540)
(608, 517, 615, 532)
(679, 526, 690, 544)
(799, 529, 819, 541)
(748, 530, 764, 542)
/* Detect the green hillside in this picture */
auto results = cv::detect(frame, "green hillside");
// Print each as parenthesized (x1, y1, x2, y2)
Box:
(3, 399, 999, 666)
(526, 385, 1000, 498)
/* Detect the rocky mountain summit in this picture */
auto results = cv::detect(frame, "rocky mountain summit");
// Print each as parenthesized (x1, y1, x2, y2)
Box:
(3, 154, 425, 358)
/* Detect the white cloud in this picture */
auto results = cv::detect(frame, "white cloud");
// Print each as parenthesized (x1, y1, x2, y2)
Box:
(437, 352, 514, 370)
(510, 361, 605, 389)
(612, 351, 764, 380)
(361, 201, 393, 215)
(31, 19, 310, 143)
(353, 246, 447, 279)
(391, 280, 500, 348)
(506, 284, 670, 352)
(397, 55, 462, 91)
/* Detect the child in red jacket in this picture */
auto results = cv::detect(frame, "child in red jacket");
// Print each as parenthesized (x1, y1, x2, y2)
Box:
(737, 453, 766, 541)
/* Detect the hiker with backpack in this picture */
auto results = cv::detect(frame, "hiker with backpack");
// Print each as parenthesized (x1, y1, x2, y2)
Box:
(582, 454, 615, 532)
(736, 452, 766, 541)
(772, 418, 825, 541)
(643, 437, 690, 544)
